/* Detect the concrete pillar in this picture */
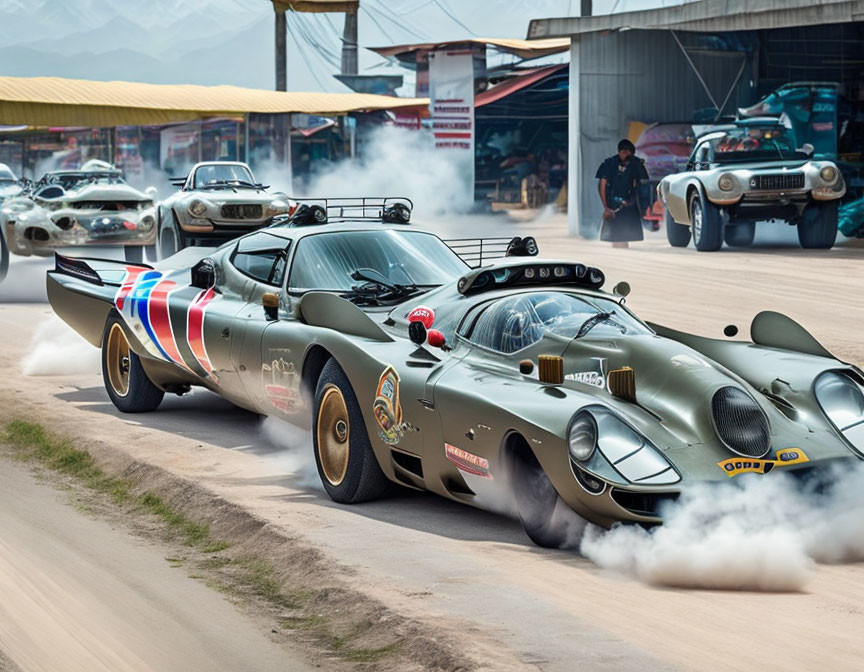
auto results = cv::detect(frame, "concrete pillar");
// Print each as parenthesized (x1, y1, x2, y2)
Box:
(275, 9, 287, 91)
(567, 37, 581, 237)
(341, 9, 358, 76)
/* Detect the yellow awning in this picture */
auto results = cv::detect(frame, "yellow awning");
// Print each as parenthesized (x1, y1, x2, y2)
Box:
(369, 37, 570, 61)
(271, 0, 358, 12)
(0, 76, 428, 128)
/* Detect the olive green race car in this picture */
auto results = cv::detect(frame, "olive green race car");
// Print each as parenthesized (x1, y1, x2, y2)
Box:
(46, 200, 864, 547)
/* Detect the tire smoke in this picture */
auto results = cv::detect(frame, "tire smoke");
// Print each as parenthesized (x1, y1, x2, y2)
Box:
(258, 416, 321, 490)
(581, 463, 864, 591)
(21, 315, 100, 376)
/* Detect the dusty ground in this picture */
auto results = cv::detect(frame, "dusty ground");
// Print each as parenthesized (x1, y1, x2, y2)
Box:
(1, 215, 864, 670)
(0, 449, 316, 672)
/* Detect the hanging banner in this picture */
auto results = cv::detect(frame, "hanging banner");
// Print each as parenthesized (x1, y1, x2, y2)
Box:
(429, 48, 475, 203)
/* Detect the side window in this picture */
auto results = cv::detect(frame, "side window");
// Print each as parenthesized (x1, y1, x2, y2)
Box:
(230, 232, 289, 286)
(465, 295, 544, 354)
(694, 143, 710, 169)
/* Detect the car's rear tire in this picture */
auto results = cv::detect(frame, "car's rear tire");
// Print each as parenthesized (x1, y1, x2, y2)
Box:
(798, 202, 838, 249)
(313, 359, 389, 504)
(691, 192, 723, 251)
(0, 233, 8, 283)
(508, 437, 567, 548)
(665, 207, 691, 247)
(724, 220, 755, 247)
(101, 312, 164, 413)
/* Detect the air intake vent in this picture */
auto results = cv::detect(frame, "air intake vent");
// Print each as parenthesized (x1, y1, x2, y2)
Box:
(750, 173, 804, 191)
(711, 387, 771, 458)
(221, 203, 263, 219)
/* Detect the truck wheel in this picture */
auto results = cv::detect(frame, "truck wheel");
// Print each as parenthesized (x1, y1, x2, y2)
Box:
(691, 193, 723, 251)
(665, 207, 691, 247)
(508, 437, 567, 548)
(313, 359, 389, 504)
(0, 233, 8, 283)
(724, 221, 755, 247)
(101, 312, 164, 413)
(798, 202, 838, 249)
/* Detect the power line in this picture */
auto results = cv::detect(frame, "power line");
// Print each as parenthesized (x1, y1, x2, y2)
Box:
(430, 0, 475, 36)
(366, 0, 429, 40)
(361, 5, 397, 44)
(285, 11, 330, 90)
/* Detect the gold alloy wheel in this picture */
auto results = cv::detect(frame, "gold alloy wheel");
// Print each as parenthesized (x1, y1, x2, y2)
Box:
(317, 384, 350, 486)
(106, 323, 131, 398)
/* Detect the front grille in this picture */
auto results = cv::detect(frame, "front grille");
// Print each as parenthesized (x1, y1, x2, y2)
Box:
(749, 173, 804, 191)
(220, 203, 263, 219)
(712, 387, 771, 458)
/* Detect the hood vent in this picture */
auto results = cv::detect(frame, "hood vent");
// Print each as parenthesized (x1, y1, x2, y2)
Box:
(711, 387, 771, 458)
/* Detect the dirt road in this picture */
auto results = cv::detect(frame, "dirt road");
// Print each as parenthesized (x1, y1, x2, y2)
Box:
(0, 445, 315, 672)
(2, 218, 863, 670)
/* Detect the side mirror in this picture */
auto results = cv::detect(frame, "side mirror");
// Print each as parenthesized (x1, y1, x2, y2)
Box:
(612, 281, 631, 298)
(408, 320, 427, 345)
(505, 236, 539, 257)
(190, 258, 216, 289)
(262, 292, 280, 320)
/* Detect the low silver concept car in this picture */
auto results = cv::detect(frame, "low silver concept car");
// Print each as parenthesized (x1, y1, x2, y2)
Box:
(658, 120, 845, 251)
(0, 160, 156, 281)
(156, 161, 295, 259)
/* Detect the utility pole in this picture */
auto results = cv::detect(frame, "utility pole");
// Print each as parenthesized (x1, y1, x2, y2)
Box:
(275, 7, 287, 91)
(341, 5, 358, 76)
(581, 0, 592, 16)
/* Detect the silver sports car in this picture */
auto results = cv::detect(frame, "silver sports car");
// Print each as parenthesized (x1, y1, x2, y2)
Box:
(0, 160, 156, 281)
(156, 161, 295, 259)
(658, 120, 845, 251)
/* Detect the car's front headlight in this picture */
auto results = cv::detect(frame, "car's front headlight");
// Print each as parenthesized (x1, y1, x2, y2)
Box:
(814, 371, 864, 451)
(269, 199, 288, 210)
(187, 199, 208, 218)
(569, 407, 679, 485)
(819, 166, 838, 184)
(717, 173, 736, 192)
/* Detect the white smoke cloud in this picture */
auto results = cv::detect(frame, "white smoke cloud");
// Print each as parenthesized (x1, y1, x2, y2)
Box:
(21, 315, 100, 376)
(295, 126, 475, 219)
(258, 416, 321, 490)
(581, 463, 864, 592)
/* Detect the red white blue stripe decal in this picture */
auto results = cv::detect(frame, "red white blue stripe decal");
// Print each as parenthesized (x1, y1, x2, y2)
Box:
(187, 287, 216, 376)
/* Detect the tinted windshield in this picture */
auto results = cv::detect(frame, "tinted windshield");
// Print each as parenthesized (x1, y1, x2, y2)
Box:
(193, 164, 254, 188)
(464, 292, 650, 354)
(708, 126, 805, 163)
(288, 230, 467, 292)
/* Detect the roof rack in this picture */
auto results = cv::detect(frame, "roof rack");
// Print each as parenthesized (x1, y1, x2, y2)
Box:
(274, 197, 414, 226)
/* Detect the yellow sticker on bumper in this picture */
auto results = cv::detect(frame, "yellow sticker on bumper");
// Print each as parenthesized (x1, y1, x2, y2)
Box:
(717, 448, 809, 477)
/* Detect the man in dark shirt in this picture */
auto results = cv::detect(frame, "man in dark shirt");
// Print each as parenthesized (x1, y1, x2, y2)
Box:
(595, 139, 648, 248)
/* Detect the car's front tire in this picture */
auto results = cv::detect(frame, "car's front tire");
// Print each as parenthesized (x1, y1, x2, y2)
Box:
(101, 312, 164, 413)
(0, 233, 8, 283)
(313, 359, 389, 503)
(691, 192, 723, 251)
(508, 438, 568, 548)
(157, 209, 186, 260)
(724, 220, 755, 247)
(665, 207, 691, 247)
(798, 202, 838, 249)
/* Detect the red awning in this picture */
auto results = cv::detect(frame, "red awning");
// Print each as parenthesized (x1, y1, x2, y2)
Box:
(476, 64, 567, 108)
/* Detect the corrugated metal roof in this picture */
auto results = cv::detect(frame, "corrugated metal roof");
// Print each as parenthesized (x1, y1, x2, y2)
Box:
(528, 0, 864, 37)
(369, 37, 570, 61)
(0, 76, 427, 127)
(476, 64, 567, 108)
(271, 0, 358, 13)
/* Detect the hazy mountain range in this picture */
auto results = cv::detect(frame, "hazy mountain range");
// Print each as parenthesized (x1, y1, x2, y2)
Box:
(0, 0, 678, 93)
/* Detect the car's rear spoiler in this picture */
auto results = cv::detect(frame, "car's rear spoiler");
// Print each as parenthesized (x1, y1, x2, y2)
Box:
(51, 252, 153, 287)
(443, 236, 538, 268)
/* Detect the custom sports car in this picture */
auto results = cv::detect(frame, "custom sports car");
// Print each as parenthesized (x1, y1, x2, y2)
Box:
(658, 119, 846, 251)
(0, 160, 156, 281)
(46, 199, 864, 547)
(156, 161, 295, 259)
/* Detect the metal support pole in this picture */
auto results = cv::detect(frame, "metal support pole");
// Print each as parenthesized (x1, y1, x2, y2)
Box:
(580, 0, 592, 16)
(567, 37, 581, 237)
(275, 9, 287, 91)
(670, 30, 719, 110)
(244, 113, 250, 165)
(284, 113, 293, 193)
(341, 8, 358, 76)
